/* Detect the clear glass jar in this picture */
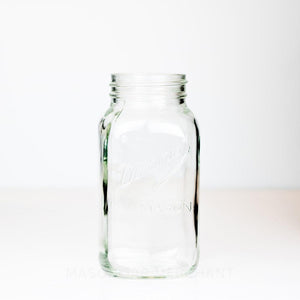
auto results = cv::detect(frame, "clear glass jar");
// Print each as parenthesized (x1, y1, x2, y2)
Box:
(98, 74, 200, 278)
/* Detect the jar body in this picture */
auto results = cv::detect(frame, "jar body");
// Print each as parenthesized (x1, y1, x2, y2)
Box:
(99, 75, 200, 278)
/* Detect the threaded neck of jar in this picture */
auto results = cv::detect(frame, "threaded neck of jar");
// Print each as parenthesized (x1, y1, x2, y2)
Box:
(110, 73, 187, 102)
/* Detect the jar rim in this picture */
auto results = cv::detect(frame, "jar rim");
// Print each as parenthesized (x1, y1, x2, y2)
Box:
(111, 73, 187, 87)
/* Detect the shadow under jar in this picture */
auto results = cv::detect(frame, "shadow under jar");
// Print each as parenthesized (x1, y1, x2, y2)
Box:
(98, 73, 200, 278)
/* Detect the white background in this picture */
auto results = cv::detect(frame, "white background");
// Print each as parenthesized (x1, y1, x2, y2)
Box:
(1, 2, 300, 299)
(0, 0, 300, 188)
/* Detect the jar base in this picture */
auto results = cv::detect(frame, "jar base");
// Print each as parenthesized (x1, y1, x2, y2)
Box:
(99, 251, 198, 279)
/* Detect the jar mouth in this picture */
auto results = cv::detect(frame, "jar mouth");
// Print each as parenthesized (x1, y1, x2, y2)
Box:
(111, 73, 187, 87)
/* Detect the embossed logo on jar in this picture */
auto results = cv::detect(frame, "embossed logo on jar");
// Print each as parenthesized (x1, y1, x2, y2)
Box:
(116, 144, 190, 186)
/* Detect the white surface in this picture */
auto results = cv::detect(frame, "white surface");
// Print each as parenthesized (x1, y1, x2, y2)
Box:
(1, 188, 300, 300)
(0, 0, 300, 188)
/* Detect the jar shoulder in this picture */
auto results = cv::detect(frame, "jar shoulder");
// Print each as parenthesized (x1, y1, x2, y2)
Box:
(107, 103, 197, 130)
(99, 103, 200, 148)
(98, 103, 123, 133)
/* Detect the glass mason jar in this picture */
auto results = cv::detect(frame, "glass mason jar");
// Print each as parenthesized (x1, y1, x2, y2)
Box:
(98, 74, 200, 278)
